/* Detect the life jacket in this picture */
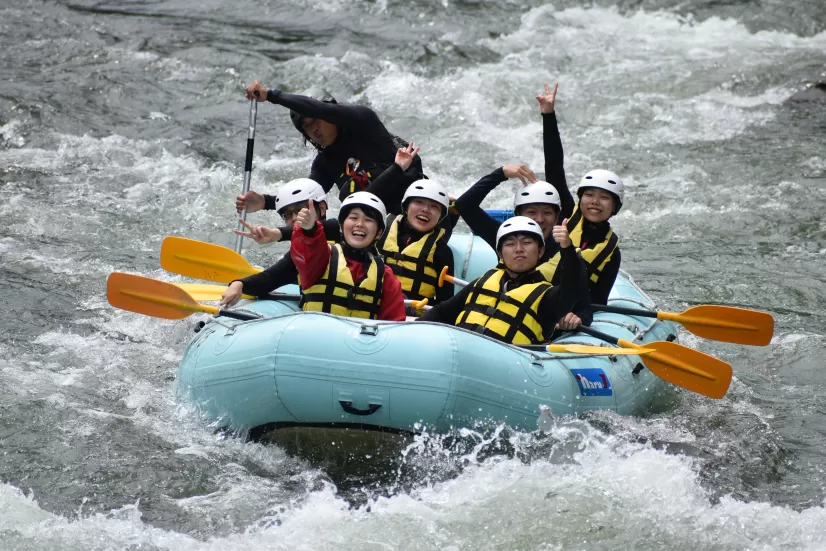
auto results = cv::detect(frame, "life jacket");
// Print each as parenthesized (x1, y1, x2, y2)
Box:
(377, 215, 445, 302)
(455, 268, 552, 345)
(300, 244, 384, 319)
(536, 205, 619, 285)
(336, 157, 373, 199)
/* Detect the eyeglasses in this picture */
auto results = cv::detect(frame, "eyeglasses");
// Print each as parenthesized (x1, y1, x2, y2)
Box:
(280, 203, 306, 223)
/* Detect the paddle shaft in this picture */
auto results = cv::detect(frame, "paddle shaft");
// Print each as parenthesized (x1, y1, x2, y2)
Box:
(214, 308, 260, 321)
(234, 100, 258, 254)
(443, 273, 470, 287)
(593, 303, 657, 318)
(576, 325, 633, 346)
(253, 293, 430, 310)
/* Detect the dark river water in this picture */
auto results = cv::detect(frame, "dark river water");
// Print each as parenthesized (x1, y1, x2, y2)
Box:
(1, 0, 825, 548)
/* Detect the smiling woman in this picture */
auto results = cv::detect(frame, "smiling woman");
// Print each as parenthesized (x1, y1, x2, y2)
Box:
(377, 179, 457, 306)
(291, 192, 407, 321)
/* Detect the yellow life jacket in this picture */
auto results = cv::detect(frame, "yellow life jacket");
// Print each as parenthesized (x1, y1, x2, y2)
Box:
(300, 244, 384, 319)
(455, 268, 552, 345)
(377, 215, 445, 301)
(537, 205, 619, 285)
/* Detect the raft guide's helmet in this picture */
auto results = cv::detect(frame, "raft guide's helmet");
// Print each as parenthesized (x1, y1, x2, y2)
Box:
(338, 191, 388, 233)
(274, 178, 327, 215)
(495, 216, 545, 251)
(402, 179, 450, 217)
(513, 181, 561, 212)
(576, 169, 624, 214)
(289, 87, 337, 136)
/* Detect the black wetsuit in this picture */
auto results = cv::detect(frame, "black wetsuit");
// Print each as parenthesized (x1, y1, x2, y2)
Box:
(235, 163, 456, 298)
(419, 246, 586, 343)
(454, 164, 592, 326)
(259, 90, 425, 206)
(543, 112, 620, 307)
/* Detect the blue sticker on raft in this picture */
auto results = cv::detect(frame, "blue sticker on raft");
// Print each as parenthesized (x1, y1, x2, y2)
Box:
(571, 368, 613, 397)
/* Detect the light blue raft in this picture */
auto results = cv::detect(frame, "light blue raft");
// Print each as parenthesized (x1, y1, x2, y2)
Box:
(177, 234, 678, 434)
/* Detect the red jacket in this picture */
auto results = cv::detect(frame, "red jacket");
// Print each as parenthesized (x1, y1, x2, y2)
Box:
(291, 221, 406, 321)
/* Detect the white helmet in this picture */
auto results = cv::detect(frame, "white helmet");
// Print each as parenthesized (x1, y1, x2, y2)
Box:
(338, 191, 388, 231)
(495, 216, 545, 250)
(402, 179, 450, 215)
(274, 178, 327, 214)
(576, 169, 624, 213)
(513, 181, 561, 211)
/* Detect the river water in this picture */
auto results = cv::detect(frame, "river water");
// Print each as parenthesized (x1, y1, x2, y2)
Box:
(2, 0, 825, 549)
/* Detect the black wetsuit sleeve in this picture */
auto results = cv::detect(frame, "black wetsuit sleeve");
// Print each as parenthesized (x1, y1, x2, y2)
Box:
(434, 241, 455, 303)
(264, 194, 276, 211)
(454, 167, 507, 250)
(589, 249, 620, 305)
(278, 218, 340, 242)
(236, 253, 298, 296)
(418, 281, 473, 324)
(543, 113, 575, 220)
(267, 90, 385, 139)
(538, 246, 587, 337)
(571, 256, 594, 326)
(308, 156, 335, 193)
(366, 162, 407, 214)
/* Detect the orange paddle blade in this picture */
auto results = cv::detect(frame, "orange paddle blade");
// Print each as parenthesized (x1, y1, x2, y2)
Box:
(659, 305, 774, 346)
(107, 272, 219, 320)
(545, 344, 655, 356)
(160, 236, 261, 283)
(618, 338, 732, 399)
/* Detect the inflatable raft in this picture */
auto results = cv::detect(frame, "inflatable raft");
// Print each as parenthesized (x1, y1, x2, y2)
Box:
(176, 233, 678, 434)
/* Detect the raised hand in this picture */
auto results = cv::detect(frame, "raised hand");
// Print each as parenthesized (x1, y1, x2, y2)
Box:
(536, 82, 559, 114)
(233, 219, 282, 245)
(503, 164, 537, 185)
(295, 206, 317, 231)
(245, 80, 268, 102)
(552, 218, 572, 248)
(236, 190, 265, 213)
(394, 142, 420, 172)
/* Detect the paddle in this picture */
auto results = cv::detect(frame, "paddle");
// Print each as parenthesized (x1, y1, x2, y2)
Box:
(172, 281, 431, 310)
(592, 303, 773, 346)
(161, 236, 261, 283)
(234, 100, 258, 254)
(110, 274, 650, 359)
(175, 283, 255, 302)
(577, 325, 732, 399)
(438, 265, 467, 288)
(108, 272, 260, 321)
(438, 266, 732, 398)
(525, 343, 654, 356)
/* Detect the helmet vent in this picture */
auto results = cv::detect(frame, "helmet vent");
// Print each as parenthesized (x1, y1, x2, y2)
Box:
(585, 176, 593, 179)
(291, 189, 301, 195)
(608, 180, 616, 185)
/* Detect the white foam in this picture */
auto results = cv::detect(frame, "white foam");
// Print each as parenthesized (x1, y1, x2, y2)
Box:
(3, 428, 825, 550)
